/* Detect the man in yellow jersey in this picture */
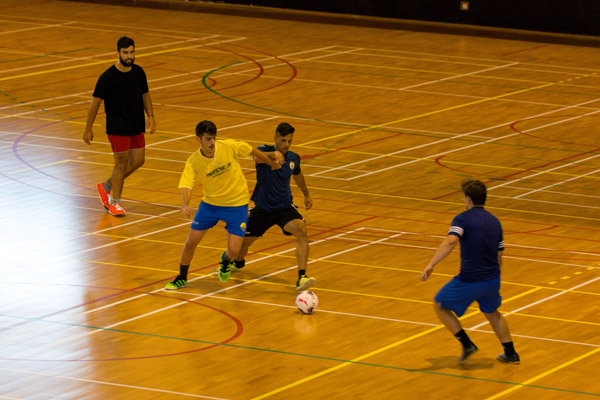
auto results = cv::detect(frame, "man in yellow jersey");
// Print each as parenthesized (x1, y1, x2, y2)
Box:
(165, 120, 283, 289)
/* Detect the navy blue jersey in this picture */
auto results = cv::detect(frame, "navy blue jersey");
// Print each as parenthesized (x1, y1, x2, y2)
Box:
(448, 207, 504, 283)
(251, 144, 301, 211)
(93, 64, 149, 136)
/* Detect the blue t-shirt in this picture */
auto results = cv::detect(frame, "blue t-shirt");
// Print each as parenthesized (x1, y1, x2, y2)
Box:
(250, 144, 301, 211)
(448, 207, 504, 283)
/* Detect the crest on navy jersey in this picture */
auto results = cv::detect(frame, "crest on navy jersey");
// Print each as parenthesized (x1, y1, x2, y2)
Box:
(289, 161, 295, 170)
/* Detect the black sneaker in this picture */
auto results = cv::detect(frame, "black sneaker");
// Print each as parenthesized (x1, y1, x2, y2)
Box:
(231, 259, 245, 272)
(497, 353, 520, 364)
(459, 344, 478, 362)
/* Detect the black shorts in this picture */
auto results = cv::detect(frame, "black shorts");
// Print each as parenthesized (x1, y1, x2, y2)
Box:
(245, 205, 304, 237)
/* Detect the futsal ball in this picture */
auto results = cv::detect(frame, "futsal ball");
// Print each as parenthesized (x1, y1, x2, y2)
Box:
(295, 291, 318, 314)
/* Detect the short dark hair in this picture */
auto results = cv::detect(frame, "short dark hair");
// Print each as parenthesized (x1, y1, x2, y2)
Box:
(275, 122, 295, 136)
(117, 36, 135, 51)
(461, 179, 487, 206)
(195, 120, 217, 137)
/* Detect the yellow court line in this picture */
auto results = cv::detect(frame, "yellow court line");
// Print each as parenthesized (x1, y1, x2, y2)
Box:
(298, 57, 600, 89)
(301, 81, 556, 146)
(510, 311, 600, 327)
(308, 185, 600, 222)
(0, 45, 215, 82)
(251, 287, 540, 400)
(81, 233, 600, 298)
(484, 346, 600, 400)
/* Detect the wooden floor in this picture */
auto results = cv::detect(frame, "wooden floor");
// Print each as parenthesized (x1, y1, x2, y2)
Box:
(1, 1, 600, 399)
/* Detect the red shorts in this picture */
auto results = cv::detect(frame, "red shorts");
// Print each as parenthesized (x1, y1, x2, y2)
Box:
(107, 133, 145, 153)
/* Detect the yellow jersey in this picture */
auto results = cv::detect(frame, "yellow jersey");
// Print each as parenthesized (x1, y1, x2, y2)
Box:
(179, 139, 253, 207)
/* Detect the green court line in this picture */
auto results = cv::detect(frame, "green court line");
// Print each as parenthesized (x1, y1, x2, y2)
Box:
(1, 313, 598, 397)
(200, 64, 600, 159)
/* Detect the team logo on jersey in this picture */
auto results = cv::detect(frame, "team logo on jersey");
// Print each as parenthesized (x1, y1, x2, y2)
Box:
(289, 161, 295, 170)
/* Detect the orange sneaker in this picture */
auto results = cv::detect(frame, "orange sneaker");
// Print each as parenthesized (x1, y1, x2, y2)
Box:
(108, 202, 125, 217)
(96, 182, 110, 210)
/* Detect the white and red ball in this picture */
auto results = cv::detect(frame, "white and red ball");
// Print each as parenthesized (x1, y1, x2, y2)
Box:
(295, 290, 318, 314)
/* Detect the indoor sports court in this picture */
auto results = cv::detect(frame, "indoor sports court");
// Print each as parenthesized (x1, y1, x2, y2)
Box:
(1, 0, 599, 398)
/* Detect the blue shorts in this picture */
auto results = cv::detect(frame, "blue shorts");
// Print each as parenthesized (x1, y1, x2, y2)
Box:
(434, 276, 502, 317)
(191, 202, 248, 237)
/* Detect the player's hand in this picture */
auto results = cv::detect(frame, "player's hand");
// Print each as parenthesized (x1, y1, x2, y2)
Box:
(273, 150, 284, 165)
(304, 196, 313, 210)
(420, 265, 434, 281)
(83, 129, 93, 145)
(181, 205, 194, 219)
(147, 116, 156, 134)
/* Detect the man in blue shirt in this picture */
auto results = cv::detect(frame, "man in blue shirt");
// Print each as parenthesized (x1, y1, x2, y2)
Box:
(421, 180, 520, 364)
(233, 123, 316, 291)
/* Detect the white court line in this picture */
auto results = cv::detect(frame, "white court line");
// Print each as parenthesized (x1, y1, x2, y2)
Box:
(468, 276, 600, 330)
(205, 294, 599, 347)
(342, 48, 598, 78)
(332, 45, 600, 73)
(501, 185, 600, 200)
(491, 194, 600, 210)
(513, 164, 600, 199)
(358, 227, 600, 269)
(0, 34, 231, 77)
(0, 21, 75, 36)
(1, 228, 390, 357)
(397, 62, 519, 91)
(313, 99, 600, 180)
(148, 116, 279, 147)
(227, 71, 599, 111)
(0, 367, 227, 400)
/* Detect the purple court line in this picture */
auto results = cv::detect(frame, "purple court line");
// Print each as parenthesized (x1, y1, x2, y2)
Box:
(0, 283, 243, 362)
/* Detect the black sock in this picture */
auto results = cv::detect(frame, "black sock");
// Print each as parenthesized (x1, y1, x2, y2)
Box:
(455, 329, 475, 348)
(234, 259, 245, 269)
(179, 264, 190, 280)
(298, 269, 306, 278)
(221, 252, 231, 264)
(502, 341, 516, 356)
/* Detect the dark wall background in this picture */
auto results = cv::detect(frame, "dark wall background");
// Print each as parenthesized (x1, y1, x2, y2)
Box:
(214, 0, 600, 36)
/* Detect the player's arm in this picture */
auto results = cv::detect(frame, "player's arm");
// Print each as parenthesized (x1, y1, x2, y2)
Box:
(82, 96, 102, 145)
(292, 172, 312, 210)
(180, 187, 195, 219)
(143, 92, 156, 134)
(421, 234, 459, 281)
(251, 147, 282, 170)
(498, 250, 503, 270)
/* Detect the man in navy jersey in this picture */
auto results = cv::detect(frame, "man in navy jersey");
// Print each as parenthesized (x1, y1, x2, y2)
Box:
(421, 180, 520, 364)
(233, 122, 316, 291)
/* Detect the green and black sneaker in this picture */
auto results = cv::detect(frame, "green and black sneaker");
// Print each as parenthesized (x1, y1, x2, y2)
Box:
(165, 277, 187, 290)
(217, 252, 234, 282)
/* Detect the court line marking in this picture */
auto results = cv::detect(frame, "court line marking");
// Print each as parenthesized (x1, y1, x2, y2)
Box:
(484, 346, 600, 399)
(332, 45, 600, 73)
(2, 314, 599, 398)
(252, 270, 600, 399)
(337, 48, 599, 77)
(250, 289, 540, 400)
(0, 367, 227, 400)
(4, 130, 600, 221)
(204, 294, 600, 343)
(319, 101, 600, 180)
(0, 37, 246, 82)
(300, 79, 558, 147)
(514, 162, 600, 199)
(0, 227, 387, 358)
